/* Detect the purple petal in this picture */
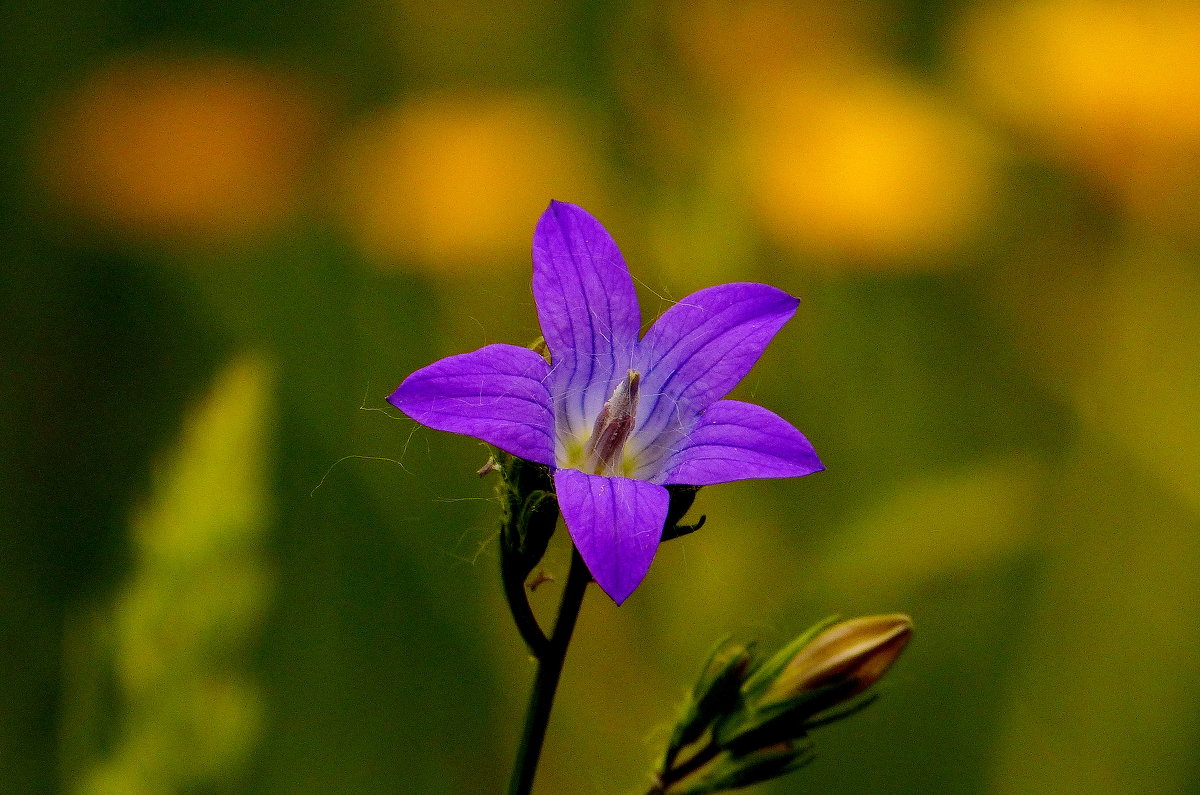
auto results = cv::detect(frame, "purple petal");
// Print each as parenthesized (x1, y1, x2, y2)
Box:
(533, 201, 642, 441)
(631, 283, 798, 454)
(660, 400, 824, 486)
(554, 469, 668, 605)
(388, 344, 555, 466)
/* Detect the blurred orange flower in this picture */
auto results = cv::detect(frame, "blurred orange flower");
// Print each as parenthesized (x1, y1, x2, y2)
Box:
(332, 92, 604, 273)
(742, 75, 997, 265)
(38, 53, 322, 242)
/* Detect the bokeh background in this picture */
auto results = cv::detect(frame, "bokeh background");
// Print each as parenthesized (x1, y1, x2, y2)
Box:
(4, 0, 1200, 792)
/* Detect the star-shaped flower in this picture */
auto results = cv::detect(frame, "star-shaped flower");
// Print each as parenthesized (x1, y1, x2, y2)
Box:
(389, 201, 823, 604)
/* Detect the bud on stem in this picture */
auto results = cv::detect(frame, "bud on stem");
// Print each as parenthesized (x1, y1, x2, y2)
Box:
(650, 614, 913, 795)
(766, 613, 912, 703)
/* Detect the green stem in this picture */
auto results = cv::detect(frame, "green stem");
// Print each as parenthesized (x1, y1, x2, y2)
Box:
(647, 739, 722, 795)
(507, 549, 591, 795)
(500, 547, 550, 658)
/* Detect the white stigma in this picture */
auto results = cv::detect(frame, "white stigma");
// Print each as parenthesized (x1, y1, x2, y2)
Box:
(584, 370, 640, 476)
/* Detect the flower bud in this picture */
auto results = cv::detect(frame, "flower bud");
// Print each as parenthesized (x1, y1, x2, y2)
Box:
(665, 640, 754, 766)
(766, 614, 912, 704)
(654, 616, 913, 794)
(714, 614, 912, 752)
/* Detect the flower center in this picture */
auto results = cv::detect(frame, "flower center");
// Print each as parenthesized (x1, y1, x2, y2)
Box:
(584, 370, 640, 476)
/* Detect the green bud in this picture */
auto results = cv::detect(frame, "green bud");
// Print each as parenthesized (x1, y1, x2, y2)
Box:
(652, 616, 912, 795)
(663, 639, 754, 769)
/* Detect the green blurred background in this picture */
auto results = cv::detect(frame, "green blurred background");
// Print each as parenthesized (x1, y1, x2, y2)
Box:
(4, 0, 1200, 792)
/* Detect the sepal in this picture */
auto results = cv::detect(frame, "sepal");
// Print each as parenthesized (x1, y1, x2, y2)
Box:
(496, 449, 558, 580)
(664, 742, 814, 795)
(661, 485, 706, 542)
(662, 638, 753, 771)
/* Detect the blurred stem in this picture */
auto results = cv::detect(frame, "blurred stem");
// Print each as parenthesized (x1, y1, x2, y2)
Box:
(507, 549, 590, 795)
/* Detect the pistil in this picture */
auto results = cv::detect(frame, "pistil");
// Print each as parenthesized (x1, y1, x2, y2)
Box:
(584, 370, 640, 476)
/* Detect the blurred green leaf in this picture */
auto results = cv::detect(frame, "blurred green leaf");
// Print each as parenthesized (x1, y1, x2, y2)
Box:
(818, 457, 1045, 599)
(69, 354, 274, 794)
(991, 437, 1200, 793)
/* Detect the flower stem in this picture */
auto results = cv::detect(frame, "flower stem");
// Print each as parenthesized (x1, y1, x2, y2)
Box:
(500, 552, 550, 658)
(507, 549, 591, 795)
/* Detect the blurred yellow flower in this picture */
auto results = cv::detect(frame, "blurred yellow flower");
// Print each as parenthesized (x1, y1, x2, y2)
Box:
(332, 92, 604, 273)
(38, 54, 322, 242)
(658, 1, 1000, 268)
(742, 75, 997, 265)
(957, 0, 1200, 221)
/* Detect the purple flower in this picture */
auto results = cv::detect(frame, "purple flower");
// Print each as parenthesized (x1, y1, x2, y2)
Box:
(389, 201, 823, 604)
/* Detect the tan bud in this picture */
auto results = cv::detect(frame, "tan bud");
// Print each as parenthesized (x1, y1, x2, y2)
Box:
(767, 614, 912, 702)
